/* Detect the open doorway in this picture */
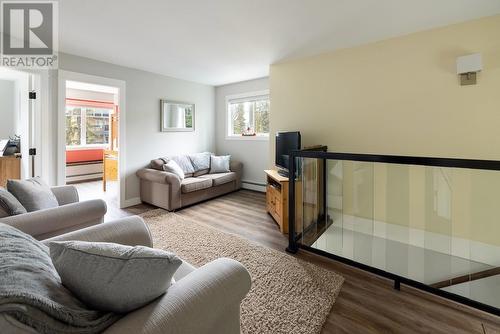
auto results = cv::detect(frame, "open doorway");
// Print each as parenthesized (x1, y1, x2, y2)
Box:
(58, 71, 126, 210)
(64, 80, 119, 206)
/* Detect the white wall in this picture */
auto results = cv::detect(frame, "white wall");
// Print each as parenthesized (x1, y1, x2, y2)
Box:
(51, 53, 215, 204)
(0, 79, 16, 139)
(66, 88, 115, 103)
(215, 77, 269, 190)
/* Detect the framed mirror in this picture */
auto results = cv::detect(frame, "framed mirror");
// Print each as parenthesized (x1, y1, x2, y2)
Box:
(160, 100, 195, 132)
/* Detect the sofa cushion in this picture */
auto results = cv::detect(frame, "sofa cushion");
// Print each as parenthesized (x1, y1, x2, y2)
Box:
(189, 152, 211, 172)
(193, 168, 209, 177)
(0, 187, 27, 216)
(7, 177, 59, 212)
(200, 172, 236, 186)
(181, 177, 213, 193)
(170, 155, 195, 175)
(49, 240, 182, 313)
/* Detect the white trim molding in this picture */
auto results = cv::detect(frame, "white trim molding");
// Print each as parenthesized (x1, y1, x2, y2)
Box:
(123, 197, 142, 208)
(225, 135, 269, 141)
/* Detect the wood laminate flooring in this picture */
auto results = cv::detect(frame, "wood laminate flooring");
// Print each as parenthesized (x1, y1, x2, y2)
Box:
(75, 182, 500, 334)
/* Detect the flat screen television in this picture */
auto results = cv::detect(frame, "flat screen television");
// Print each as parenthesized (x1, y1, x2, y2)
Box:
(275, 131, 301, 176)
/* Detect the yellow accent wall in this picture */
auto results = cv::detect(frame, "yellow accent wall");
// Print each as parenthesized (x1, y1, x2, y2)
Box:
(270, 15, 500, 246)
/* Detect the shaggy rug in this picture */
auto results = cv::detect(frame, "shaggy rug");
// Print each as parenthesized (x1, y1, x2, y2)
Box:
(141, 209, 344, 334)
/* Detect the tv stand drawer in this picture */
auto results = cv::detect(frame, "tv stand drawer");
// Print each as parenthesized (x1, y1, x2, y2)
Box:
(264, 170, 289, 234)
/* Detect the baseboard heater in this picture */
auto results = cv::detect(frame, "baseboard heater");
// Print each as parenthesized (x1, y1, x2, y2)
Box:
(66, 160, 103, 184)
(242, 180, 266, 192)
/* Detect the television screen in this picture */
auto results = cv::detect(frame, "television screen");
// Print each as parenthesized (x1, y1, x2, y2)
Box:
(275, 131, 301, 171)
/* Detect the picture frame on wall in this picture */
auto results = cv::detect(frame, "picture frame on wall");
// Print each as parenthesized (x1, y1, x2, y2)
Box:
(160, 100, 195, 132)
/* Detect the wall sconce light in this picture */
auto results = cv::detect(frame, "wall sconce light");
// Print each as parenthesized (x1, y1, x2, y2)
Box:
(456, 53, 482, 86)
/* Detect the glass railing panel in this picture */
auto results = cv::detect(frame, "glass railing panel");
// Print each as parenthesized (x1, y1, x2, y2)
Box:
(292, 157, 303, 246)
(346, 161, 374, 266)
(421, 166, 453, 285)
(311, 159, 343, 255)
(291, 152, 500, 313)
(372, 163, 413, 279)
(297, 157, 325, 246)
(309, 160, 375, 266)
(439, 168, 500, 308)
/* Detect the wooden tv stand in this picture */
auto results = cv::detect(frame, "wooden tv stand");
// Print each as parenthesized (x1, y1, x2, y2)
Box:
(0, 155, 21, 187)
(264, 170, 289, 234)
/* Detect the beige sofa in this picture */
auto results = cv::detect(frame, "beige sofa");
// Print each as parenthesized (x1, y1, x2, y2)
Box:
(0, 185, 106, 240)
(137, 157, 243, 211)
(1, 216, 251, 334)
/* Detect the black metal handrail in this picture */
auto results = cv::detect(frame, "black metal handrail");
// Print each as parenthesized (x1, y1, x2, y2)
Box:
(287, 150, 500, 316)
(292, 151, 500, 171)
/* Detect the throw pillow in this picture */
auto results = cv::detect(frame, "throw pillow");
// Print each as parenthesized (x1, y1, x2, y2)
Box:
(210, 155, 231, 174)
(0, 187, 27, 216)
(170, 155, 195, 175)
(0, 223, 118, 333)
(49, 240, 182, 313)
(163, 160, 185, 180)
(150, 158, 169, 171)
(7, 177, 59, 212)
(188, 152, 211, 172)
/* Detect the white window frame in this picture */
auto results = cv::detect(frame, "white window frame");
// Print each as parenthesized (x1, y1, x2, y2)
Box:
(65, 105, 113, 150)
(225, 90, 270, 141)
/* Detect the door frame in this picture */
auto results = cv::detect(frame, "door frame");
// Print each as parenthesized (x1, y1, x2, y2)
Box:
(57, 70, 127, 208)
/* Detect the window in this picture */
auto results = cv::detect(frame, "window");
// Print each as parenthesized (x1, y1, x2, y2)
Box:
(65, 105, 112, 148)
(226, 90, 269, 139)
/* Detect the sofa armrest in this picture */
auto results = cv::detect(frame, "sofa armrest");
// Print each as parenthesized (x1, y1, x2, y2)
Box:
(51, 185, 79, 205)
(43, 216, 152, 247)
(104, 258, 251, 334)
(230, 160, 243, 189)
(0, 199, 106, 240)
(230, 160, 242, 174)
(137, 168, 181, 186)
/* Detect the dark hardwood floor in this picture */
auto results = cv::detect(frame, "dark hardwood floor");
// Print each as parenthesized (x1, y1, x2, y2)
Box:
(80, 183, 500, 333)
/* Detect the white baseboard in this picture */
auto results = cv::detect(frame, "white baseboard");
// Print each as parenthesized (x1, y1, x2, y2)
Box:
(242, 182, 266, 192)
(122, 197, 141, 208)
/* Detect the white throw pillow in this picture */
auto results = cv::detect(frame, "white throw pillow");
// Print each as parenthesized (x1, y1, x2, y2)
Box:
(49, 241, 182, 313)
(188, 152, 211, 172)
(210, 155, 231, 174)
(170, 155, 195, 175)
(163, 160, 185, 180)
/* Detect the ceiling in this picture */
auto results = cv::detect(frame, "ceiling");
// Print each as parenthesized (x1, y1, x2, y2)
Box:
(59, 0, 500, 86)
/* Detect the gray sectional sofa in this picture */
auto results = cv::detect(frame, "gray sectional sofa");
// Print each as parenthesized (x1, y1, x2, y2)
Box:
(1, 216, 251, 334)
(136, 153, 242, 211)
(0, 184, 106, 240)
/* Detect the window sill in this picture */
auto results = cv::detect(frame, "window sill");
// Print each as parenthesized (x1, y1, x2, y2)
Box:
(225, 136, 269, 141)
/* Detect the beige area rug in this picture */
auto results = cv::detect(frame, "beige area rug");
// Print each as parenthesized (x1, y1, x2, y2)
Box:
(141, 209, 344, 334)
